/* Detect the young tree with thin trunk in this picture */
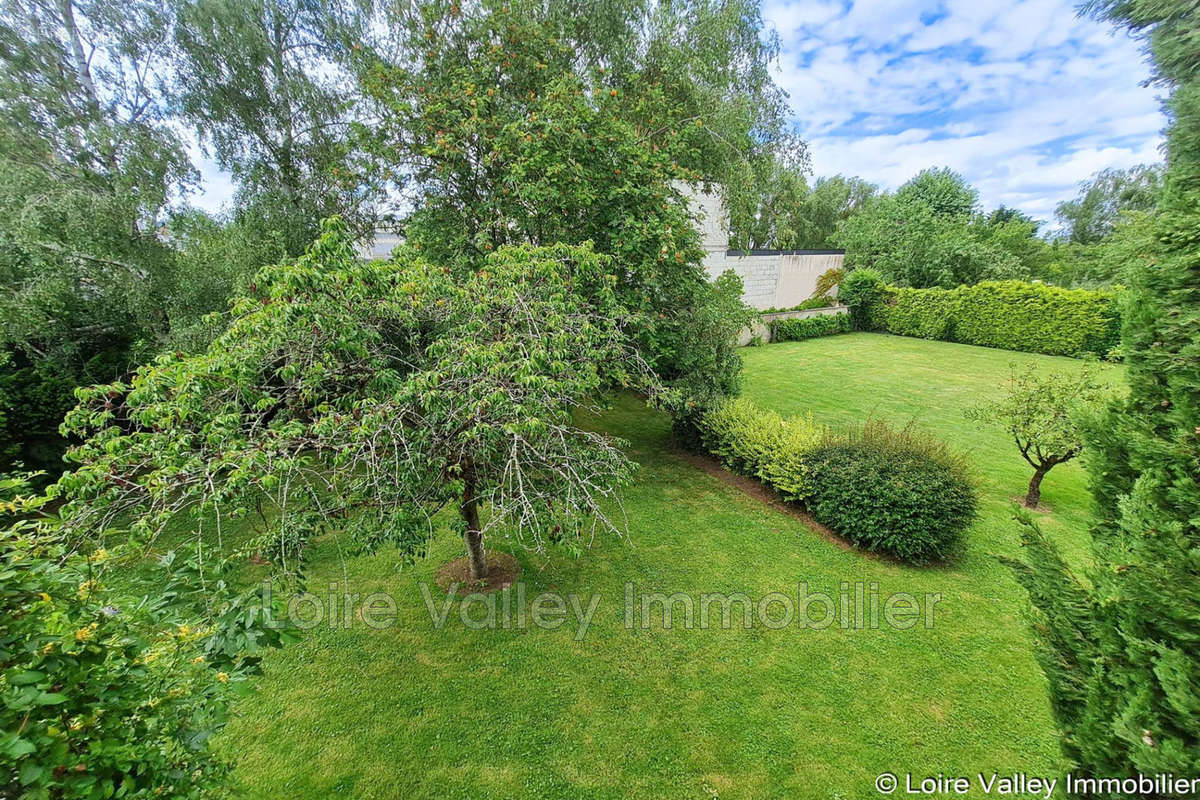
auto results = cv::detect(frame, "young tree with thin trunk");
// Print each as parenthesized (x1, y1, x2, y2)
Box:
(965, 366, 1106, 508)
(55, 221, 658, 581)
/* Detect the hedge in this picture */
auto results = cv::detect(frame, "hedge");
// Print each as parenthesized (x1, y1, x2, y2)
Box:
(698, 397, 824, 501)
(769, 312, 852, 343)
(850, 277, 1121, 358)
(698, 398, 977, 563)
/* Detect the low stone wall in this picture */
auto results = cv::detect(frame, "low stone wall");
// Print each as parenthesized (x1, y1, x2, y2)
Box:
(737, 305, 850, 346)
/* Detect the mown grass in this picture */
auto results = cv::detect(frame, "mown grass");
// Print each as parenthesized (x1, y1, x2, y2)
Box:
(214, 333, 1123, 798)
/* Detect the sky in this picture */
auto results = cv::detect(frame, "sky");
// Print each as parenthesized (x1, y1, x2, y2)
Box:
(764, 0, 1166, 227)
(189, 0, 1167, 231)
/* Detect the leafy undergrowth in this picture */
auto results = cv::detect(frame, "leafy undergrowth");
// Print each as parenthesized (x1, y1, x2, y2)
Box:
(210, 334, 1122, 798)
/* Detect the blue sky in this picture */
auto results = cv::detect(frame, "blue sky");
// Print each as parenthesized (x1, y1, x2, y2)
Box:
(188, 0, 1166, 230)
(765, 0, 1165, 227)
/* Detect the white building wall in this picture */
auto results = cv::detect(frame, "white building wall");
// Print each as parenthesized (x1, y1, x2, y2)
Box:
(680, 183, 845, 310)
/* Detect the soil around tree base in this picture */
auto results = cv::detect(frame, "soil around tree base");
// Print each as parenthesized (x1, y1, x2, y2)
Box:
(1011, 496, 1053, 513)
(435, 550, 522, 595)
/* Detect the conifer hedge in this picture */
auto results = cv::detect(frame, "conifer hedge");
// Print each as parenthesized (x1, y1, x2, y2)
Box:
(847, 277, 1121, 358)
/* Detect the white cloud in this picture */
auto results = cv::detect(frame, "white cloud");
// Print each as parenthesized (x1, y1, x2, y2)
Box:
(769, 0, 1166, 227)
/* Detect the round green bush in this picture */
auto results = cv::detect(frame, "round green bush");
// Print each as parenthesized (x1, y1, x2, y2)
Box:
(802, 422, 977, 563)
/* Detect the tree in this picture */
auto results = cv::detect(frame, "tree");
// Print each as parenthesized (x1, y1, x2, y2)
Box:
(158, 208, 294, 353)
(735, 169, 878, 250)
(979, 213, 1052, 279)
(1054, 164, 1162, 244)
(357, 3, 760, 410)
(1003, 0, 1200, 781)
(965, 367, 1106, 508)
(172, 0, 377, 256)
(986, 206, 1035, 227)
(56, 222, 658, 581)
(834, 188, 1022, 288)
(895, 167, 978, 219)
(0, 0, 194, 469)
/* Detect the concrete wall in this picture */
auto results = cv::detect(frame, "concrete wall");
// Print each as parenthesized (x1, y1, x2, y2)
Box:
(706, 250, 846, 310)
(775, 252, 844, 308)
(679, 183, 845, 310)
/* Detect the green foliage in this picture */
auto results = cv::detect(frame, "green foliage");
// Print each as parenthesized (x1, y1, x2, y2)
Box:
(0, 0, 195, 469)
(813, 267, 844, 299)
(697, 397, 824, 502)
(769, 312, 852, 343)
(735, 169, 877, 250)
(161, 210, 293, 353)
(803, 421, 977, 563)
(698, 399, 976, 562)
(835, 193, 1024, 288)
(895, 167, 978, 219)
(55, 222, 655, 571)
(0, 477, 294, 798)
(356, 0, 797, 410)
(832, 167, 1046, 288)
(761, 296, 836, 313)
(173, 0, 378, 255)
(836, 267, 888, 330)
(666, 271, 757, 413)
(1003, 0, 1200, 781)
(1054, 164, 1163, 244)
(852, 281, 1121, 358)
(965, 366, 1108, 506)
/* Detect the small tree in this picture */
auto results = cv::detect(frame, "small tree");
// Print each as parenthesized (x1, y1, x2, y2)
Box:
(966, 366, 1106, 508)
(56, 221, 658, 581)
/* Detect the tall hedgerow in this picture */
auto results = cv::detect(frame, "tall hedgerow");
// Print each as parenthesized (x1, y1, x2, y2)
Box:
(1004, 0, 1200, 781)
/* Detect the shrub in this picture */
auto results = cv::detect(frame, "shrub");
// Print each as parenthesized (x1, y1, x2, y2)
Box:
(760, 296, 835, 313)
(837, 268, 888, 330)
(802, 421, 977, 563)
(842, 279, 1121, 358)
(0, 522, 233, 798)
(0, 477, 294, 799)
(698, 398, 823, 499)
(813, 267, 844, 299)
(769, 312, 852, 342)
(698, 401, 977, 562)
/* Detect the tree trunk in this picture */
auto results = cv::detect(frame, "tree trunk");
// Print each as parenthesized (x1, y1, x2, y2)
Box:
(460, 459, 488, 579)
(1025, 464, 1051, 508)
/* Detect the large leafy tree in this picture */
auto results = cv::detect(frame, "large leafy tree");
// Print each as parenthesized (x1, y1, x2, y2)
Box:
(0, 0, 193, 468)
(365, 0, 801, 221)
(172, 0, 377, 254)
(737, 168, 878, 250)
(895, 167, 979, 219)
(56, 222, 657, 580)
(1054, 164, 1163, 245)
(1005, 0, 1200, 782)
(357, 1, 760, 409)
(835, 170, 1025, 288)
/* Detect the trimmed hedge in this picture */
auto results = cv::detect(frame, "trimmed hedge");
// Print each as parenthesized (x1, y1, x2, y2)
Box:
(848, 275, 1121, 358)
(699, 397, 823, 501)
(698, 399, 977, 563)
(769, 312, 852, 343)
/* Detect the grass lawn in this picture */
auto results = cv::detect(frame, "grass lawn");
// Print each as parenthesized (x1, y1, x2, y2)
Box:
(215, 333, 1123, 799)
